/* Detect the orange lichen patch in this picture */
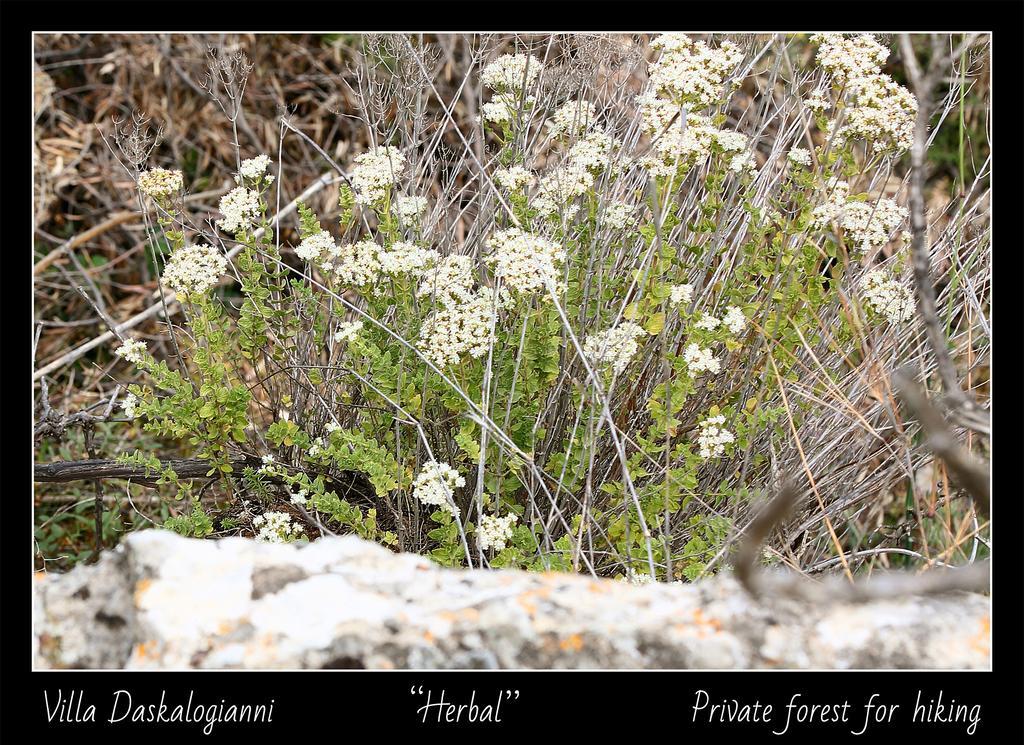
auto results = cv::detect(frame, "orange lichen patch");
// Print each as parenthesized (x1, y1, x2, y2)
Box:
(669, 609, 723, 640)
(693, 608, 723, 632)
(588, 580, 611, 594)
(217, 620, 236, 635)
(516, 586, 552, 617)
(34, 571, 48, 582)
(437, 607, 480, 625)
(423, 630, 435, 643)
(133, 578, 153, 605)
(970, 615, 991, 656)
(559, 633, 584, 652)
(133, 640, 158, 661)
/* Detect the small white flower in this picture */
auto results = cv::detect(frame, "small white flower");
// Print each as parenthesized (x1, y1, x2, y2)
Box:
(252, 510, 304, 543)
(138, 168, 183, 201)
(862, 270, 915, 324)
(622, 568, 654, 585)
(481, 54, 543, 91)
(333, 320, 363, 344)
(379, 241, 438, 277)
(583, 322, 647, 376)
(494, 165, 534, 191)
(484, 228, 565, 296)
(237, 154, 273, 184)
(477, 512, 518, 552)
(694, 313, 720, 331)
(696, 413, 735, 459)
(162, 244, 228, 296)
(602, 201, 637, 230)
(683, 342, 720, 376)
(546, 99, 597, 137)
(412, 460, 465, 515)
(418, 290, 500, 368)
(728, 151, 758, 175)
(670, 284, 694, 307)
(392, 195, 428, 222)
(120, 392, 139, 419)
(788, 147, 812, 166)
(295, 231, 337, 263)
(351, 146, 407, 206)
(217, 186, 262, 235)
(723, 306, 746, 335)
(114, 338, 149, 366)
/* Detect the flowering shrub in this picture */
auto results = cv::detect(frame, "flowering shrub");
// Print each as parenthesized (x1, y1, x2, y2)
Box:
(107, 34, 989, 582)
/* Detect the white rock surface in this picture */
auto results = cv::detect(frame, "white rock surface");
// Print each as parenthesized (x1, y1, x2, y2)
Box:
(33, 531, 991, 669)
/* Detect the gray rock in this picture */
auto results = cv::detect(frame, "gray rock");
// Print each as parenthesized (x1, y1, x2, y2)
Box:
(33, 531, 991, 669)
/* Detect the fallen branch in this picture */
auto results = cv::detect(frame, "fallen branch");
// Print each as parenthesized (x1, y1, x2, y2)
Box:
(34, 211, 137, 276)
(735, 482, 989, 603)
(34, 457, 252, 485)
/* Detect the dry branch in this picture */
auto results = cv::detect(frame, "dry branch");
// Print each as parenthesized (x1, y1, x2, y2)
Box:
(34, 457, 251, 485)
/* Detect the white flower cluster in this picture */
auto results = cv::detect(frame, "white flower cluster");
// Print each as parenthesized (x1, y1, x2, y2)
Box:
(115, 338, 148, 366)
(683, 342, 720, 375)
(484, 228, 565, 296)
(696, 414, 735, 459)
(481, 94, 536, 126)
(307, 436, 326, 459)
(295, 231, 338, 262)
(162, 243, 228, 296)
(723, 305, 747, 335)
(809, 34, 917, 153)
(326, 240, 384, 287)
(380, 241, 439, 277)
(804, 91, 831, 112)
(638, 110, 742, 179)
(840, 74, 918, 153)
(787, 147, 812, 166)
(252, 510, 304, 543)
(481, 53, 543, 91)
(138, 168, 183, 201)
(120, 392, 139, 419)
(695, 313, 721, 331)
(392, 195, 428, 222)
(547, 99, 596, 137)
(494, 165, 534, 191)
(810, 181, 908, 255)
(728, 151, 758, 176)
(418, 291, 499, 368)
(333, 320, 363, 344)
(809, 33, 890, 85)
(583, 322, 647, 376)
(417, 254, 477, 307)
(477, 512, 518, 552)
(479, 54, 542, 126)
(236, 154, 273, 185)
(351, 146, 406, 206)
(862, 270, 915, 324)
(412, 460, 465, 515)
(290, 487, 309, 508)
(647, 33, 743, 110)
(217, 186, 261, 235)
(670, 283, 694, 307)
(533, 130, 615, 219)
(601, 201, 637, 230)
(257, 454, 279, 478)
